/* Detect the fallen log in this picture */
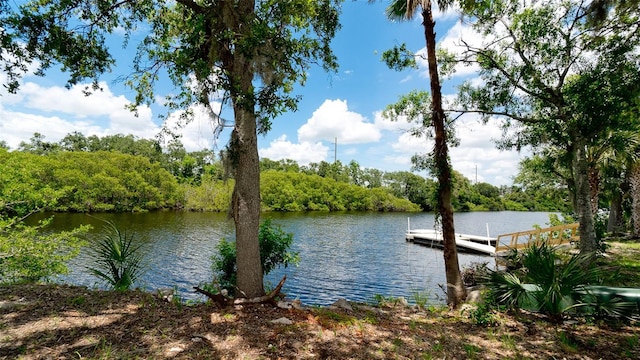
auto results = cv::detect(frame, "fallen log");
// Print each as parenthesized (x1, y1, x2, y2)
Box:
(194, 275, 287, 306)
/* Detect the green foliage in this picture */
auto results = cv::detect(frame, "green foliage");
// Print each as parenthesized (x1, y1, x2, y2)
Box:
(454, 0, 640, 253)
(483, 243, 636, 322)
(258, 219, 299, 275)
(261, 171, 420, 212)
(211, 219, 299, 295)
(0, 216, 89, 283)
(468, 299, 499, 327)
(0, 150, 179, 213)
(181, 177, 233, 212)
(87, 221, 146, 291)
(212, 238, 237, 294)
(381, 43, 418, 71)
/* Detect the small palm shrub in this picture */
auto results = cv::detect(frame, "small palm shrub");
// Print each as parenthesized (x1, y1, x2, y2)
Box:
(87, 221, 145, 291)
(211, 219, 299, 296)
(483, 243, 628, 322)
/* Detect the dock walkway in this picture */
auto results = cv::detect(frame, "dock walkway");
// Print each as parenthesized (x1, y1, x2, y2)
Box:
(406, 221, 580, 256)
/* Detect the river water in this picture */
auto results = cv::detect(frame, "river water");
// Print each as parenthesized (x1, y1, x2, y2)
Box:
(36, 211, 555, 305)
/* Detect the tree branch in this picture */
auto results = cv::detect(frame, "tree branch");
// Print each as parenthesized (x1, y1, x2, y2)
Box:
(449, 108, 539, 125)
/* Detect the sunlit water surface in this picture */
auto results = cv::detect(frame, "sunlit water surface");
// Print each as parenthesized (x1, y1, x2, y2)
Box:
(35, 211, 555, 305)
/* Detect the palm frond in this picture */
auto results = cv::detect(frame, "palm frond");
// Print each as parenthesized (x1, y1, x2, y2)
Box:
(86, 220, 145, 291)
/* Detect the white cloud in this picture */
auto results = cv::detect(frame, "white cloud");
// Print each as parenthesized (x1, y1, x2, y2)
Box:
(373, 110, 412, 132)
(161, 102, 228, 152)
(0, 76, 234, 152)
(385, 114, 528, 185)
(414, 21, 483, 78)
(298, 99, 381, 144)
(0, 104, 106, 149)
(0, 79, 162, 148)
(2, 80, 158, 137)
(259, 135, 328, 165)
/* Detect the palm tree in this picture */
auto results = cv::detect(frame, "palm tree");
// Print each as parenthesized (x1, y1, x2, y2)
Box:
(384, 0, 466, 307)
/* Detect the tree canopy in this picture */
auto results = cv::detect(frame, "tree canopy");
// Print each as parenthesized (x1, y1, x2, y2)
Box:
(450, 0, 640, 253)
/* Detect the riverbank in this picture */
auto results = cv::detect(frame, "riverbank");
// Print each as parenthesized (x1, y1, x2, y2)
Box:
(1, 282, 638, 359)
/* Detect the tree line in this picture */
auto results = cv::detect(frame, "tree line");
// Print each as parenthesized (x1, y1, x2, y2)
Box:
(2, 132, 570, 214)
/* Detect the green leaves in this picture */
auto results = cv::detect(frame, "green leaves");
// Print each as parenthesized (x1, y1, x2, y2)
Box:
(0, 150, 179, 213)
(87, 221, 145, 291)
(211, 219, 300, 296)
(382, 43, 419, 71)
(0, 216, 89, 284)
(482, 243, 633, 322)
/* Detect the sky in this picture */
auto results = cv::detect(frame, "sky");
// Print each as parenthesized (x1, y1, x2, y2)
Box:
(0, 1, 531, 186)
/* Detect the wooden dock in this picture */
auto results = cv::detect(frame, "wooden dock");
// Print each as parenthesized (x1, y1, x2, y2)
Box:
(406, 220, 580, 257)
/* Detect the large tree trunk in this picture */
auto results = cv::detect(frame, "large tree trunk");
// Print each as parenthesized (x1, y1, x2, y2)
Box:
(573, 136, 598, 254)
(227, 0, 264, 299)
(630, 162, 640, 237)
(232, 106, 264, 298)
(422, 4, 466, 308)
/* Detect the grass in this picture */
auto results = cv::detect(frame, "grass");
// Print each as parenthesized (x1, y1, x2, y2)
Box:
(557, 330, 579, 353)
(601, 240, 640, 287)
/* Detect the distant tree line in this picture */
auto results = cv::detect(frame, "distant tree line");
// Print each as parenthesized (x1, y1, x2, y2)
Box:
(2, 132, 571, 214)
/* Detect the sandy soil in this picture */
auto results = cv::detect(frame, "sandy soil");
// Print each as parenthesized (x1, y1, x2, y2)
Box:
(1, 283, 638, 359)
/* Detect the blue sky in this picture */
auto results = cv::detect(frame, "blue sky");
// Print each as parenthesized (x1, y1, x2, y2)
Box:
(0, 1, 530, 185)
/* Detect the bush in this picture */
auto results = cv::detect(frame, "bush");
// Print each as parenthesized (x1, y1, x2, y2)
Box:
(0, 216, 89, 283)
(461, 261, 490, 287)
(211, 219, 299, 296)
(482, 243, 634, 322)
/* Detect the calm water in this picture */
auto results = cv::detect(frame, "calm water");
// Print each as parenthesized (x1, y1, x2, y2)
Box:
(34, 211, 556, 305)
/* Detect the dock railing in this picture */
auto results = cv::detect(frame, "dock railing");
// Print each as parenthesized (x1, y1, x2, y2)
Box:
(495, 223, 580, 254)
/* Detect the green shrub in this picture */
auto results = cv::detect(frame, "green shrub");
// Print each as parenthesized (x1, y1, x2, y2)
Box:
(0, 216, 89, 283)
(87, 221, 145, 291)
(483, 243, 634, 322)
(211, 219, 299, 295)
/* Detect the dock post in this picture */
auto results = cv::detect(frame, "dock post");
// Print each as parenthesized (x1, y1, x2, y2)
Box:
(407, 218, 411, 233)
(486, 223, 490, 244)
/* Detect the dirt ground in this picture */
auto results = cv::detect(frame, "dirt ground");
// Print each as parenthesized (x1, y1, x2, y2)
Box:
(1, 283, 638, 359)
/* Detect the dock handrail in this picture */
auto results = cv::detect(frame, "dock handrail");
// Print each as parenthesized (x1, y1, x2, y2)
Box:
(495, 223, 580, 253)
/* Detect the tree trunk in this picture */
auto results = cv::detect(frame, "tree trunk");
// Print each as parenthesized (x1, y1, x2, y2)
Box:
(573, 137, 598, 254)
(630, 162, 640, 237)
(607, 188, 623, 235)
(588, 166, 600, 215)
(227, 0, 264, 299)
(422, 4, 466, 308)
(232, 106, 264, 298)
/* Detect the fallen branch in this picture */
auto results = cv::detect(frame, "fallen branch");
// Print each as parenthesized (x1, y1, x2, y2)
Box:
(194, 275, 287, 306)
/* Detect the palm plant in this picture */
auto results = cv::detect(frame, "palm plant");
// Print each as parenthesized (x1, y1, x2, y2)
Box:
(485, 243, 606, 323)
(87, 221, 145, 291)
(522, 244, 601, 322)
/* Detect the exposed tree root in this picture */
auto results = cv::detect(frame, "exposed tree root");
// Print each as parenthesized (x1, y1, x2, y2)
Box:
(194, 275, 286, 307)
